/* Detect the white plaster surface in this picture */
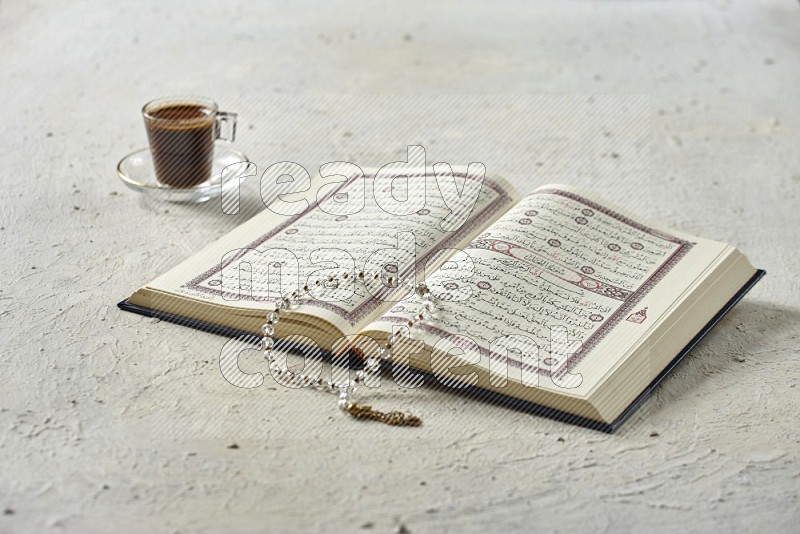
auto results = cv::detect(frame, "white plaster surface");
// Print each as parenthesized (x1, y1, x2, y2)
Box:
(1, 1, 799, 532)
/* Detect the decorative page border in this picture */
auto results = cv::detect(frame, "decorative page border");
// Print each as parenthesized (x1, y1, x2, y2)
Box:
(182, 171, 515, 326)
(383, 188, 694, 379)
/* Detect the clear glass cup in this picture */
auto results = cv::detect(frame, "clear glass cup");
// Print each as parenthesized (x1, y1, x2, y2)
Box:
(142, 96, 237, 188)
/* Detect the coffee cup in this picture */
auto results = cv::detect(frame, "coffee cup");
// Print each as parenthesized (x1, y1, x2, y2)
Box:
(143, 97, 237, 188)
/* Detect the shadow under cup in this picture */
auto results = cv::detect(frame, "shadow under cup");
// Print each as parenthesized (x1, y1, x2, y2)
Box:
(143, 97, 235, 188)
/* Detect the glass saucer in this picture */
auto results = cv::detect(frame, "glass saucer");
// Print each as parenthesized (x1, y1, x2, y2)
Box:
(117, 143, 250, 203)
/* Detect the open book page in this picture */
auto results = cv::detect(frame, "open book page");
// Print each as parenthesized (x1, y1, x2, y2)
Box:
(133, 167, 520, 336)
(364, 184, 747, 402)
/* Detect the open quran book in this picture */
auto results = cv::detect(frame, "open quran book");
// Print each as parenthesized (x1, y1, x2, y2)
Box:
(119, 168, 763, 431)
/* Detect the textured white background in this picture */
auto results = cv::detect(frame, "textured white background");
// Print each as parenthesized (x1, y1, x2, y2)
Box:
(1, 1, 799, 533)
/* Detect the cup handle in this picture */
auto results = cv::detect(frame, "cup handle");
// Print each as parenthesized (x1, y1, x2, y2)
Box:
(215, 111, 237, 143)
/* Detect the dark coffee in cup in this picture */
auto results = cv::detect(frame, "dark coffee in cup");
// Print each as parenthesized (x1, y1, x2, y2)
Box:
(142, 97, 237, 188)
